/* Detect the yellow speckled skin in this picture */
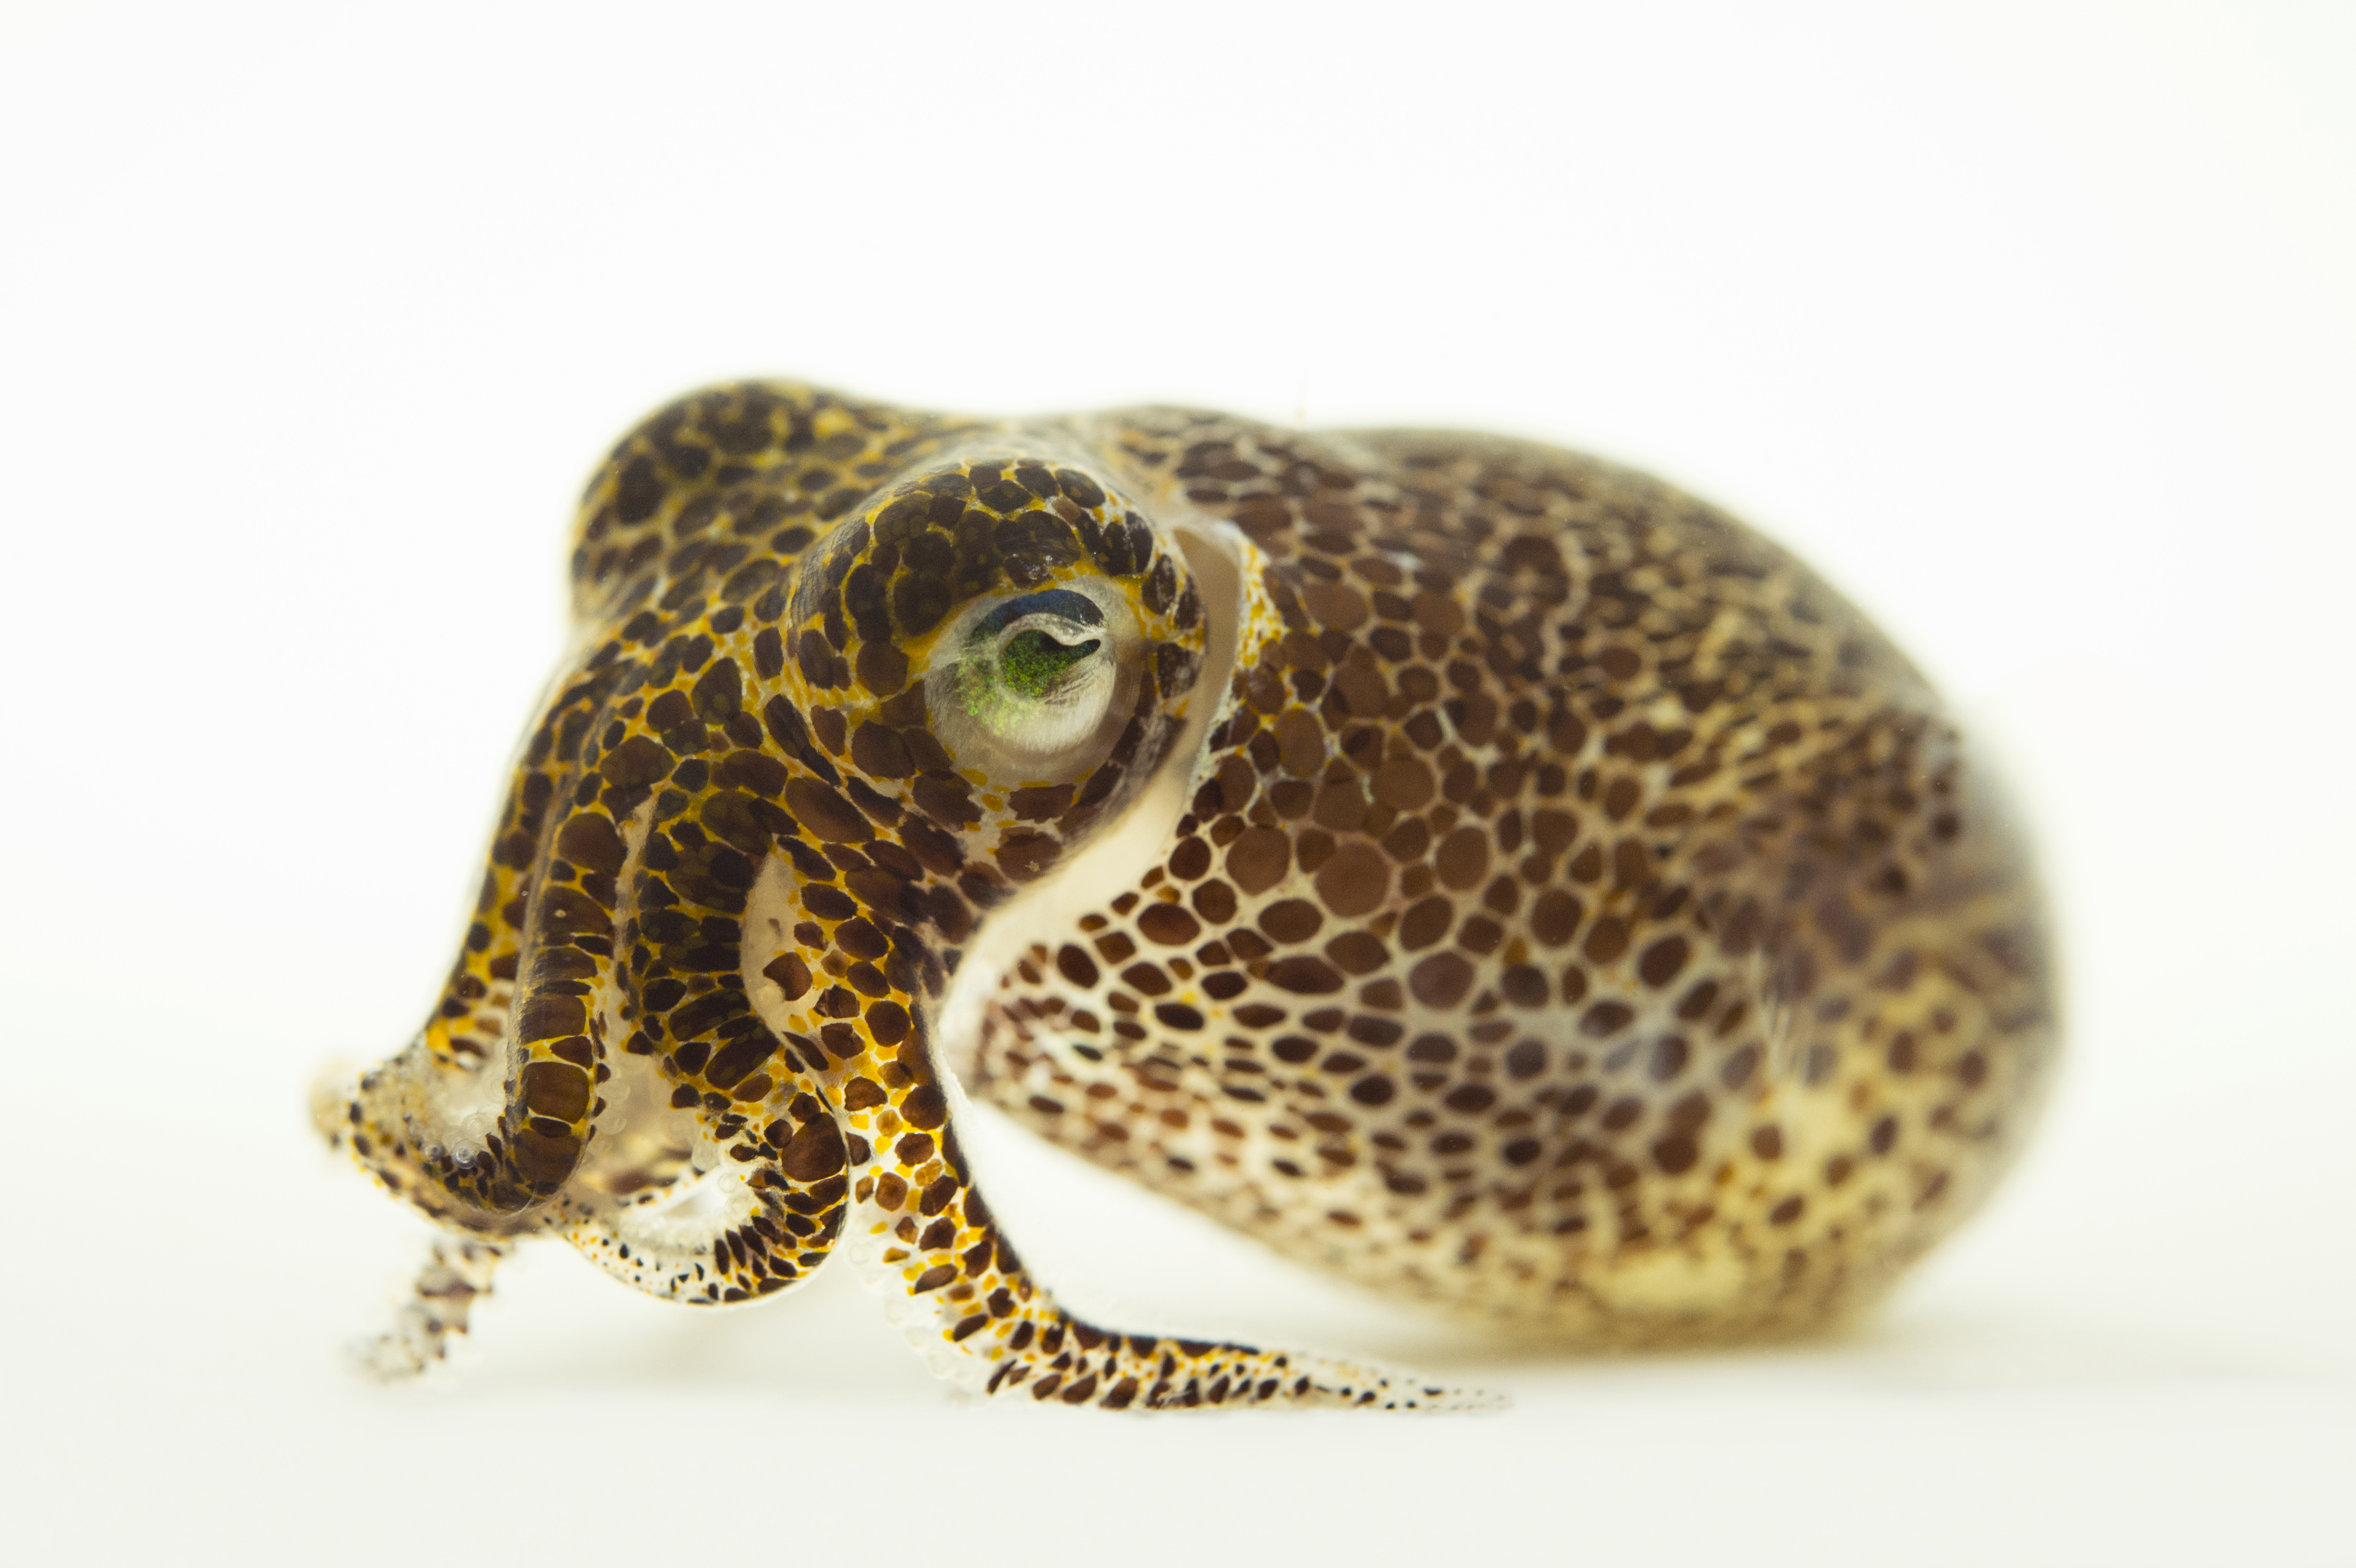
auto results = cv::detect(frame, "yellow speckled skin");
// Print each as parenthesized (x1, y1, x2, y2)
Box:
(322, 383, 2057, 1405)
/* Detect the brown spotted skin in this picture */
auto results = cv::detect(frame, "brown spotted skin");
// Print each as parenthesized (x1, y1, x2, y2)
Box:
(977, 412, 2058, 1346)
(322, 383, 2055, 1406)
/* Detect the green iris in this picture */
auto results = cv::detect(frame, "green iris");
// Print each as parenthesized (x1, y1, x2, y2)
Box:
(998, 628, 1100, 698)
(955, 625, 1102, 726)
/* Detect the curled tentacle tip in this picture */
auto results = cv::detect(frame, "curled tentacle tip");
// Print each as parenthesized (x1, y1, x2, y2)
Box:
(308, 1060, 360, 1148)
(344, 1330, 436, 1384)
(1407, 1382, 1512, 1413)
(1341, 1373, 1509, 1413)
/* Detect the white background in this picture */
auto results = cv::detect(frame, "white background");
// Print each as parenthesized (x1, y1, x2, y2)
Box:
(2, 2, 2350, 1563)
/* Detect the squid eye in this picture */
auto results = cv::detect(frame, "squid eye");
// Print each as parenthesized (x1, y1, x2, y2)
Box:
(925, 586, 1140, 782)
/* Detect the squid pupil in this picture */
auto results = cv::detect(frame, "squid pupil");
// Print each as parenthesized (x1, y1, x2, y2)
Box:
(1000, 628, 1098, 697)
